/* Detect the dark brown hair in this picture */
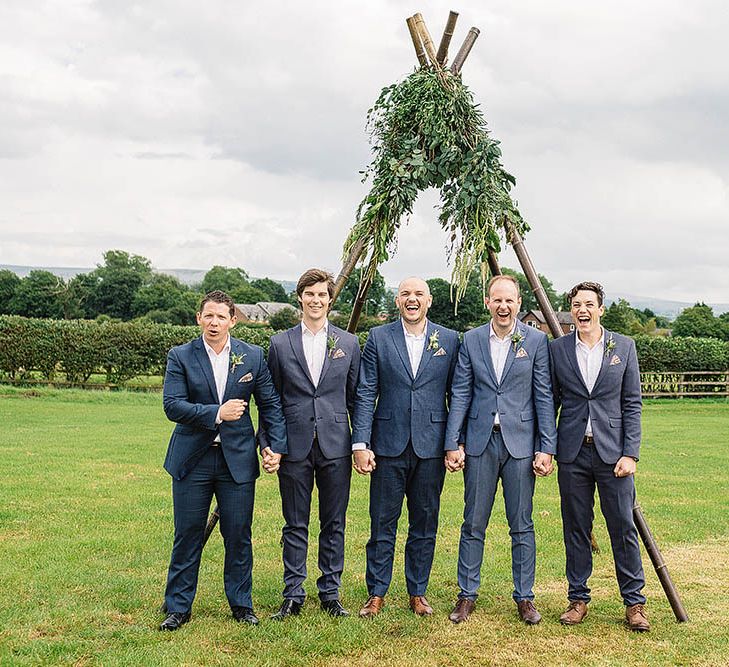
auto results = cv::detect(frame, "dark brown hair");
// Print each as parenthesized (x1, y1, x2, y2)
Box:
(568, 281, 605, 306)
(296, 268, 335, 299)
(199, 290, 236, 317)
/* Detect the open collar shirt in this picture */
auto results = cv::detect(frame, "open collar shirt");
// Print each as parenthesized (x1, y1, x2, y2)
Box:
(203, 335, 231, 442)
(489, 321, 516, 426)
(402, 319, 427, 377)
(301, 320, 328, 387)
(575, 328, 605, 437)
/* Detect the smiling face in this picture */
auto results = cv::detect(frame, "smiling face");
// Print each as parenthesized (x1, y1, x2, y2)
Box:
(570, 289, 605, 339)
(298, 280, 331, 328)
(197, 300, 237, 349)
(486, 277, 522, 337)
(395, 277, 432, 329)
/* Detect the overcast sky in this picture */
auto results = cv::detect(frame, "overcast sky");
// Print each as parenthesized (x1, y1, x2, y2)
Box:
(1, 0, 728, 303)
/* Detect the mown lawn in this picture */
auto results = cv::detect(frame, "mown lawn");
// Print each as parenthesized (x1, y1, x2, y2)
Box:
(0, 387, 727, 666)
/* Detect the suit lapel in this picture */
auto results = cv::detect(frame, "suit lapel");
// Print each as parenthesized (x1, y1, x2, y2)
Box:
(414, 320, 435, 381)
(476, 324, 498, 385)
(288, 326, 315, 388)
(390, 321, 415, 380)
(499, 322, 522, 385)
(565, 332, 589, 392)
(193, 337, 220, 402)
(591, 329, 613, 393)
(317, 323, 335, 385)
(222, 339, 243, 402)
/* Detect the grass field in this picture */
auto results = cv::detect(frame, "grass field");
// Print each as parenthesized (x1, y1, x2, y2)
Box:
(1, 386, 727, 666)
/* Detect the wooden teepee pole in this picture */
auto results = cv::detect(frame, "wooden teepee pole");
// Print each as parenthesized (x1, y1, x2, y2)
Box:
(332, 237, 367, 307)
(436, 11, 459, 65)
(346, 252, 379, 333)
(413, 13, 440, 68)
(406, 16, 428, 67)
(451, 27, 480, 75)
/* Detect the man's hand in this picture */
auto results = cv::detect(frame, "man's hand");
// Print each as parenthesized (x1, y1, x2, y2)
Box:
(445, 445, 465, 473)
(533, 452, 554, 477)
(261, 446, 282, 474)
(614, 456, 637, 478)
(219, 399, 248, 421)
(353, 449, 376, 475)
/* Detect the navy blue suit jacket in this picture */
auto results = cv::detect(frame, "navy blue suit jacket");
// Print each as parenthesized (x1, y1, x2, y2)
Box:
(162, 336, 287, 483)
(550, 330, 642, 465)
(444, 321, 557, 458)
(351, 320, 459, 459)
(261, 323, 360, 462)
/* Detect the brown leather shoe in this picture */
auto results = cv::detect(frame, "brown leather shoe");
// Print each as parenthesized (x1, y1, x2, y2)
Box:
(559, 600, 588, 625)
(359, 595, 385, 618)
(449, 598, 475, 624)
(625, 603, 650, 632)
(517, 600, 542, 625)
(409, 595, 433, 616)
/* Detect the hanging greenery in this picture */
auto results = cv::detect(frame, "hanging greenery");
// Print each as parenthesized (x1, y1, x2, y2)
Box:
(343, 67, 529, 304)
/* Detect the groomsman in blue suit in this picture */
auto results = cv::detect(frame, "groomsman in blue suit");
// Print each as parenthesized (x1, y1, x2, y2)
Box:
(352, 277, 459, 618)
(550, 281, 649, 632)
(261, 269, 361, 620)
(445, 274, 557, 625)
(159, 290, 286, 630)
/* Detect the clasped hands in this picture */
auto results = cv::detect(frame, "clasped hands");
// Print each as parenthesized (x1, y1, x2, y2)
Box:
(445, 447, 554, 477)
(353, 449, 376, 475)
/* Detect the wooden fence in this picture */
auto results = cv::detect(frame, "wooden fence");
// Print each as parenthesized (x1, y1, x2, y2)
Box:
(640, 371, 729, 398)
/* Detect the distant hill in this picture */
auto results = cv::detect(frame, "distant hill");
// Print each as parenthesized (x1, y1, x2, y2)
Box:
(2, 264, 726, 318)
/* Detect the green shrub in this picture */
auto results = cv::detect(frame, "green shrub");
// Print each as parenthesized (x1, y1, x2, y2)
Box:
(634, 335, 729, 371)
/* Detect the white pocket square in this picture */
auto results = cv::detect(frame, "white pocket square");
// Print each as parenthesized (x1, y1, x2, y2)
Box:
(239, 372, 254, 383)
(332, 348, 346, 359)
(609, 355, 622, 366)
(433, 347, 447, 357)
(515, 347, 529, 359)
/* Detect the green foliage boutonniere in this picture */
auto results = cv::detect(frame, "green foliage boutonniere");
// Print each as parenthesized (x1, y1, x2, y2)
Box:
(427, 329, 440, 351)
(230, 352, 246, 374)
(327, 334, 340, 358)
(511, 330, 524, 352)
(605, 334, 616, 358)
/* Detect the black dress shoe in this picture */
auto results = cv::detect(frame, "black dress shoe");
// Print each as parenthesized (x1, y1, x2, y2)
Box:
(158, 612, 191, 631)
(231, 606, 259, 625)
(271, 599, 302, 621)
(321, 599, 349, 617)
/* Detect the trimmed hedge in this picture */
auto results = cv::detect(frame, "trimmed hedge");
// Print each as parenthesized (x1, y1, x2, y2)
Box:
(0, 316, 274, 385)
(633, 335, 729, 372)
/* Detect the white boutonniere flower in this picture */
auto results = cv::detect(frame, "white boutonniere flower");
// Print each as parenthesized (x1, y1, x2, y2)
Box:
(605, 334, 616, 358)
(427, 329, 440, 351)
(230, 352, 246, 374)
(511, 330, 524, 352)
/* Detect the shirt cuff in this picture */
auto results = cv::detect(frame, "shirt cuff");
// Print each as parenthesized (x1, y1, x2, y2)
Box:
(215, 407, 222, 425)
(351, 442, 368, 451)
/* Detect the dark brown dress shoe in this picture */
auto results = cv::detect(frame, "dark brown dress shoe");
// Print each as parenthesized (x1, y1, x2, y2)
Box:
(517, 600, 542, 625)
(559, 600, 588, 625)
(321, 599, 349, 617)
(449, 598, 475, 624)
(231, 606, 259, 625)
(271, 599, 303, 621)
(409, 595, 433, 616)
(158, 611, 191, 631)
(625, 603, 650, 632)
(359, 595, 385, 618)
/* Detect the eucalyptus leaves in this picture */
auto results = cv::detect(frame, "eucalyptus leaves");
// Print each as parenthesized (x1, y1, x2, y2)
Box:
(344, 68, 529, 306)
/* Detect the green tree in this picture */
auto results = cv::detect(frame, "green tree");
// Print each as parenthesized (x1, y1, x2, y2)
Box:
(427, 273, 488, 331)
(132, 274, 197, 324)
(0, 270, 21, 314)
(337, 267, 388, 316)
(268, 307, 301, 331)
(601, 299, 639, 335)
(201, 266, 249, 295)
(672, 303, 724, 340)
(250, 278, 288, 302)
(63, 273, 101, 319)
(9, 270, 65, 318)
(231, 284, 269, 305)
(87, 250, 153, 320)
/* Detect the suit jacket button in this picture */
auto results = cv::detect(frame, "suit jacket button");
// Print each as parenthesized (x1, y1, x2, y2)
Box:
(310, 417, 315, 422)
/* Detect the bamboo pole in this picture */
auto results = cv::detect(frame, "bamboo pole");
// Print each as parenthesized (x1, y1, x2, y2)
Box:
(347, 252, 379, 333)
(436, 11, 459, 65)
(406, 16, 428, 67)
(451, 27, 480, 76)
(413, 13, 440, 68)
(486, 249, 501, 277)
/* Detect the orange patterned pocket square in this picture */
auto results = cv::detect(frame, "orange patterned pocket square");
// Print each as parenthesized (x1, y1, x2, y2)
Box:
(238, 372, 254, 383)
(433, 347, 447, 357)
(332, 348, 346, 359)
(515, 347, 529, 359)
(609, 355, 622, 366)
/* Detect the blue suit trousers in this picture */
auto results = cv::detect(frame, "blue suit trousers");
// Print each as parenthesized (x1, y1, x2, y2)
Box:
(458, 431, 536, 602)
(164, 446, 255, 612)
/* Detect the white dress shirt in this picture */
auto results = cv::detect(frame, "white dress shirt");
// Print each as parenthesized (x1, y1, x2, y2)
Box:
(203, 335, 231, 442)
(575, 328, 605, 437)
(489, 322, 516, 425)
(402, 319, 427, 376)
(301, 320, 328, 387)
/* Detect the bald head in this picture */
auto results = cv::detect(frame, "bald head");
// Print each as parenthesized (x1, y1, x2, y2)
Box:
(395, 276, 432, 330)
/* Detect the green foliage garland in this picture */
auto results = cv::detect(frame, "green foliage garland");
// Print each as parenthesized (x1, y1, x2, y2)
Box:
(344, 68, 528, 304)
